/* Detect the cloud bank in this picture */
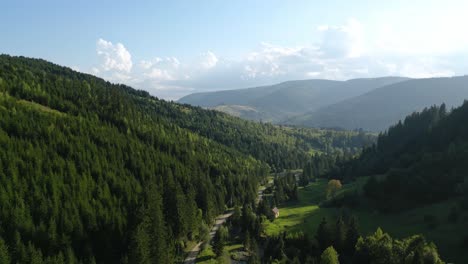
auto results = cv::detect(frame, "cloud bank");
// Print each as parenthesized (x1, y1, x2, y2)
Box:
(92, 19, 468, 100)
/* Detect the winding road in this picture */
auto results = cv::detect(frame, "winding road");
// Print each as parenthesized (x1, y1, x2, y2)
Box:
(183, 212, 233, 264)
(183, 183, 267, 263)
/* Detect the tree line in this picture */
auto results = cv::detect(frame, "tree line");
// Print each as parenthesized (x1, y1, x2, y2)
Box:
(262, 215, 443, 263)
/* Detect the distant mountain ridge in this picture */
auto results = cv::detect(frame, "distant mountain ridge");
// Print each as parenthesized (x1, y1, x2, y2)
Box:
(288, 75, 468, 131)
(178, 77, 409, 122)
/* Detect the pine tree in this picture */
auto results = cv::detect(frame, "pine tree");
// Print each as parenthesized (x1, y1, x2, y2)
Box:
(131, 182, 173, 263)
(344, 216, 359, 256)
(334, 217, 346, 252)
(0, 237, 10, 264)
(320, 246, 339, 264)
(299, 173, 309, 187)
(213, 226, 228, 257)
(244, 230, 251, 252)
(232, 205, 242, 227)
(316, 218, 333, 251)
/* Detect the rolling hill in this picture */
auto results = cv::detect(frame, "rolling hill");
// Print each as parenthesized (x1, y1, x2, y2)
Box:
(287, 76, 468, 131)
(0, 55, 375, 263)
(178, 77, 408, 122)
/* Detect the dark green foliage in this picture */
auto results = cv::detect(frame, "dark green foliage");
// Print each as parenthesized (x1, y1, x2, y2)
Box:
(0, 237, 10, 264)
(129, 182, 173, 263)
(0, 55, 272, 263)
(256, 200, 274, 220)
(423, 214, 439, 229)
(0, 55, 376, 263)
(447, 206, 460, 223)
(232, 205, 242, 227)
(243, 230, 251, 253)
(299, 170, 310, 187)
(334, 217, 346, 253)
(316, 218, 333, 251)
(303, 151, 359, 182)
(344, 217, 359, 256)
(263, 234, 286, 261)
(213, 226, 228, 257)
(338, 103, 468, 211)
(262, 217, 444, 264)
(273, 173, 299, 205)
(354, 228, 444, 264)
(320, 246, 339, 264)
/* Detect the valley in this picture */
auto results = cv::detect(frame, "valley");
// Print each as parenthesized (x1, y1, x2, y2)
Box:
(263, 178, 467, 263)
(3, 2, 468, 263)
(0, 55, 466, 263)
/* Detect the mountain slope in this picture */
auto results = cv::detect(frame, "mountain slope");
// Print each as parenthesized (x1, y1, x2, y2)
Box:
(0, 55, 375, 263)
(288, 76, 468, 131)
(179, 77, 408, 122)
(0, 55, 271, 263)
(306, 101, 468, 263)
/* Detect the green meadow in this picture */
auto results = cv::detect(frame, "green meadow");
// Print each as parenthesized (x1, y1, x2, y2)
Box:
(263, 178, 468, 263)
(196, 241, 245, 263)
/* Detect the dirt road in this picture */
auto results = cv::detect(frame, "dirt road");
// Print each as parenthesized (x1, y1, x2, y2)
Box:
(183, 212, 233, 264)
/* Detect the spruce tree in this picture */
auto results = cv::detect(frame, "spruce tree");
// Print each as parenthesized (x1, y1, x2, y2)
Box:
(0, 237, 10, 264)
(320, 246, 339, 264)
(316, 218, 333, 251)
(344, 216, 359, 256)
(334, 217, 346, 253)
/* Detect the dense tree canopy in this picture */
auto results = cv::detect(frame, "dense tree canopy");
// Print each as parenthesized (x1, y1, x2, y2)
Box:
(0, 55, 375, 263)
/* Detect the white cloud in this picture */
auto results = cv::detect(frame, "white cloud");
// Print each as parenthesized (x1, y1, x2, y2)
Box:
(241, 43, 321, 79)
(139, 60, 153, 70)
(90, 20, 468, 100)
(144, 68, 174, 80)
(199, 51, 218, 69)
(96, 38, 133, 73)
(91, 67, 100, 74)
(318, 18, 365, 58)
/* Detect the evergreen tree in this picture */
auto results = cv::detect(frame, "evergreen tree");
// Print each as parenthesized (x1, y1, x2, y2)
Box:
(0, 237, 10, 264)
(213, 226, 228, 257)
(299, 172, 309, 187)
(232, 205, 242, 227)
(131, 183, 173, 263)
(0, 55, 376, 263)
(320, 246, 339, 264)
(244, 230, 252, 252)
(334, 217, 346, 252)
(344, 216, 359, 256)
(316, 218, 333, 251)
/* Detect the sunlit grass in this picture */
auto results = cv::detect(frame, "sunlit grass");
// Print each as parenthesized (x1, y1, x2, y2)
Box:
(263, 177, 468, 263)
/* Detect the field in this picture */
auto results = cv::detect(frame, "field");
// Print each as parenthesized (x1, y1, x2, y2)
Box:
(263, 178, 468, 263)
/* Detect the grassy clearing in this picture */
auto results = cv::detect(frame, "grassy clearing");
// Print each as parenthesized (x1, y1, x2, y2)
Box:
(196, 246, 217, 264)
(196, 242, 244, 264)
(263, 178, 368, 236)
(0, 92, 65, 116)
(263, 178, 468, 263)
(17, 99, 65, 116)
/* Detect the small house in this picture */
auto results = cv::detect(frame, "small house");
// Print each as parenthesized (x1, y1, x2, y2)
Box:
(272, 207, 280, 218)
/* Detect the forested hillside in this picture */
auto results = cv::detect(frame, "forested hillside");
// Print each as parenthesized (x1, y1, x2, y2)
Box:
(0, 55, 373, 263)
(330, 102, 468, 212)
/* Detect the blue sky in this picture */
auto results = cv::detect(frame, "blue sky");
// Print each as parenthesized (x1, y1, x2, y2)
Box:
(2, 0, 468, 99)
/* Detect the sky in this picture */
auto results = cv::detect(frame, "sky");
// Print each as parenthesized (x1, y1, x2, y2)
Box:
(2, 0, 468, 100)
